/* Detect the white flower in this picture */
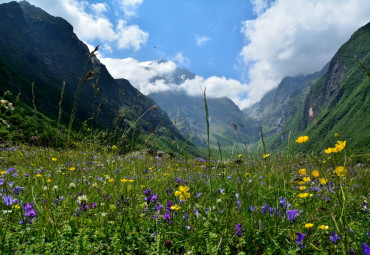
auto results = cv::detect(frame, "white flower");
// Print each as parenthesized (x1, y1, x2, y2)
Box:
(53, 185, 58, 190)
(77, 195, 88, 204)
(69, 183, 76, 189)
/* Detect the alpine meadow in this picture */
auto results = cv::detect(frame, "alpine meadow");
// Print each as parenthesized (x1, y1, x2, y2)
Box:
(0, 1, 369, 254)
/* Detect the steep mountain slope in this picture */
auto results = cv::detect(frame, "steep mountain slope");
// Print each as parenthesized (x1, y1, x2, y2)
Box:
(244, 65, 328, 137)
(270, 22, 370, 152)
(149, 90, 259, 147)
(0, 1, 185, 147)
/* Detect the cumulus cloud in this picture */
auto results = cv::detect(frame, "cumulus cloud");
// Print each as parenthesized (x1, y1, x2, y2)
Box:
(99, 56, 248, 105)
(239, 0, 370, 109)
(15, 0, 148, 52)
(116, 20, 149, 51)
(172, 52, 190, 66)
(195, 35, 211, 46)
(99, 57, 177, 94)
(118, 0, 143, 18)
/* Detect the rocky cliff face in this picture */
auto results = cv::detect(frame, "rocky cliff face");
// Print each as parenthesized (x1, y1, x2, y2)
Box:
(301, 22, 370, 130)
(0, 1, 184, 141)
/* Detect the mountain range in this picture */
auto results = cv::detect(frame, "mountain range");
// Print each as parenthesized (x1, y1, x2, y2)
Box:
(0, 1, 188, 151)
(0, 1, 368, 154)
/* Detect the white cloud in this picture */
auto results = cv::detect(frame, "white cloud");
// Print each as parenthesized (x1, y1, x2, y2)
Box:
(17, 0, 148, 51)
(91, 3, 108, 16)
(239, 0, 370, 109)
(250, 0, 270, 15)
(172, 52, 190, 66)
(195, 35, 211, 46)
(118, 0, 143, 18)
(99, 56, 248, 105)
(99, 57, 177, 94)
(116, 20, 149, 51)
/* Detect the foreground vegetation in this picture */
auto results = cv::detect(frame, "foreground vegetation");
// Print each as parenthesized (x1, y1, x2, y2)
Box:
(0, 134, 369, 254)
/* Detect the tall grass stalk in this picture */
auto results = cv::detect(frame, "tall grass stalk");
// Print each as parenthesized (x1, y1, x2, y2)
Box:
(203, 88, 212, 191)
(57, 81, 66, 127)
(31, 82, 37, 112)
(66, 46, 99, 148)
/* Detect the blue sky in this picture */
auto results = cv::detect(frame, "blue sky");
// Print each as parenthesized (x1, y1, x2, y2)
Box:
(1, 0, 370, 108)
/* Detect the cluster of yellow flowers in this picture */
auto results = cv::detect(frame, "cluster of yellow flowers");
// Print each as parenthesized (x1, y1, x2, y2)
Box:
(324, 140, 346, 154)
(296, 136, 309, 143)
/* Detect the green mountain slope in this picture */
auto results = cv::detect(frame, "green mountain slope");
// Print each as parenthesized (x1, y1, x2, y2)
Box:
(270, 22, 370, 152)
(0, 1, 187, 150)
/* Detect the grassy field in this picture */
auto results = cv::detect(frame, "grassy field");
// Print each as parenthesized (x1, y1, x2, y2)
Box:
(0, 135, 369, 254)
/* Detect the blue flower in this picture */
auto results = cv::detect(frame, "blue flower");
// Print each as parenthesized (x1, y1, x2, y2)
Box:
(234, 223, 245, 237)
(279, 197, 287, 208)
(330, 231, 340, 244)
(362, 242, 370, 255)
(3, 194, 14, 206)
(286, 209, 298, 223)
(296, 232, 306, 249)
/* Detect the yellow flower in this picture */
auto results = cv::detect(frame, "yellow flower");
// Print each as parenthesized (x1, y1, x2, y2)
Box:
(47, 179, 52, 183)
(304, 223, 314, 228)
(296, 136, 309, 144)
(128, 179, 134, 183)
(298, 168, 306, 176)
(311, 170, 319, 178)
(112, 145, 118, 151)
(334, 133, 340, 138)
(238, 154, 242, 158)
(141, 185, 146, 189)
(334, 166, 347, 177)
(302, 176, 311, 183)
(298, 193, 309, 198)
(334, 140, 346, 152)
(175, 185, 191, 201)
(13, 204, 20, 210)
(298, 186, 306, 191)
(262, 154, 270, 159)
(69, 167, 76, 171)
(170, 204, 181, 211)
(35, 174, 42, 177)
(1, 170, 6, 175)
(324, 147, 332, 154)
(164, 173, 170, 177)
(121, 179, 134, 183)
(319, 178, 328, 185)
(108, 178, 114, 182)
(51, 157, 57, 162)
(318, 225, 329, 230)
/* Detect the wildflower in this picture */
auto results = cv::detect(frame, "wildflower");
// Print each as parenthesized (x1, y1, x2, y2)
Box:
(1, 170, 6, 175)
(298, 193, 309, 198)
(51, 158, 57, 162)
(109, 205, 116, 210)
(164, 173, 170, 177)
(330, 231, 340, 244)
(69, 183, 76, 189)
(47, 179, 52, 183)
(335, 133, 340, 138)
(324, 147, 332, 154)
(296, 232, 306, 249)
(334, 140, 346, 152)
(286, 209, 298, 223)
(262, 154, 270, 159)
(170, 204, 181, 211)
(108, 178, 114, 183)
(13, 204, 20, 210)
(69, 167, 75, 171)
(298, 186, 306, 191)
(35, 174, 42, 178)
(279, 198, 288, 209)
(234, 223, 245, 237)
(362, 242, 370, 255)
(53, 185, 58, 190)
(175, 185, 190, 201)
(318, 225, 329, 230)
(77, 195, 88, 205)
(238, 154, 242, 158)
(334, 166, 347, 177)
(20, 202, 37, 224)
(298, 168, 306, 176)
(112, 145, 118, 151)
(3, 195, 14, 206)
(296, 136, 309, 144)
(304, 223, 314, 228)
(311, 170, 319, 177)
(302, 176, 311, 183)
(319, 178, 328, 185)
